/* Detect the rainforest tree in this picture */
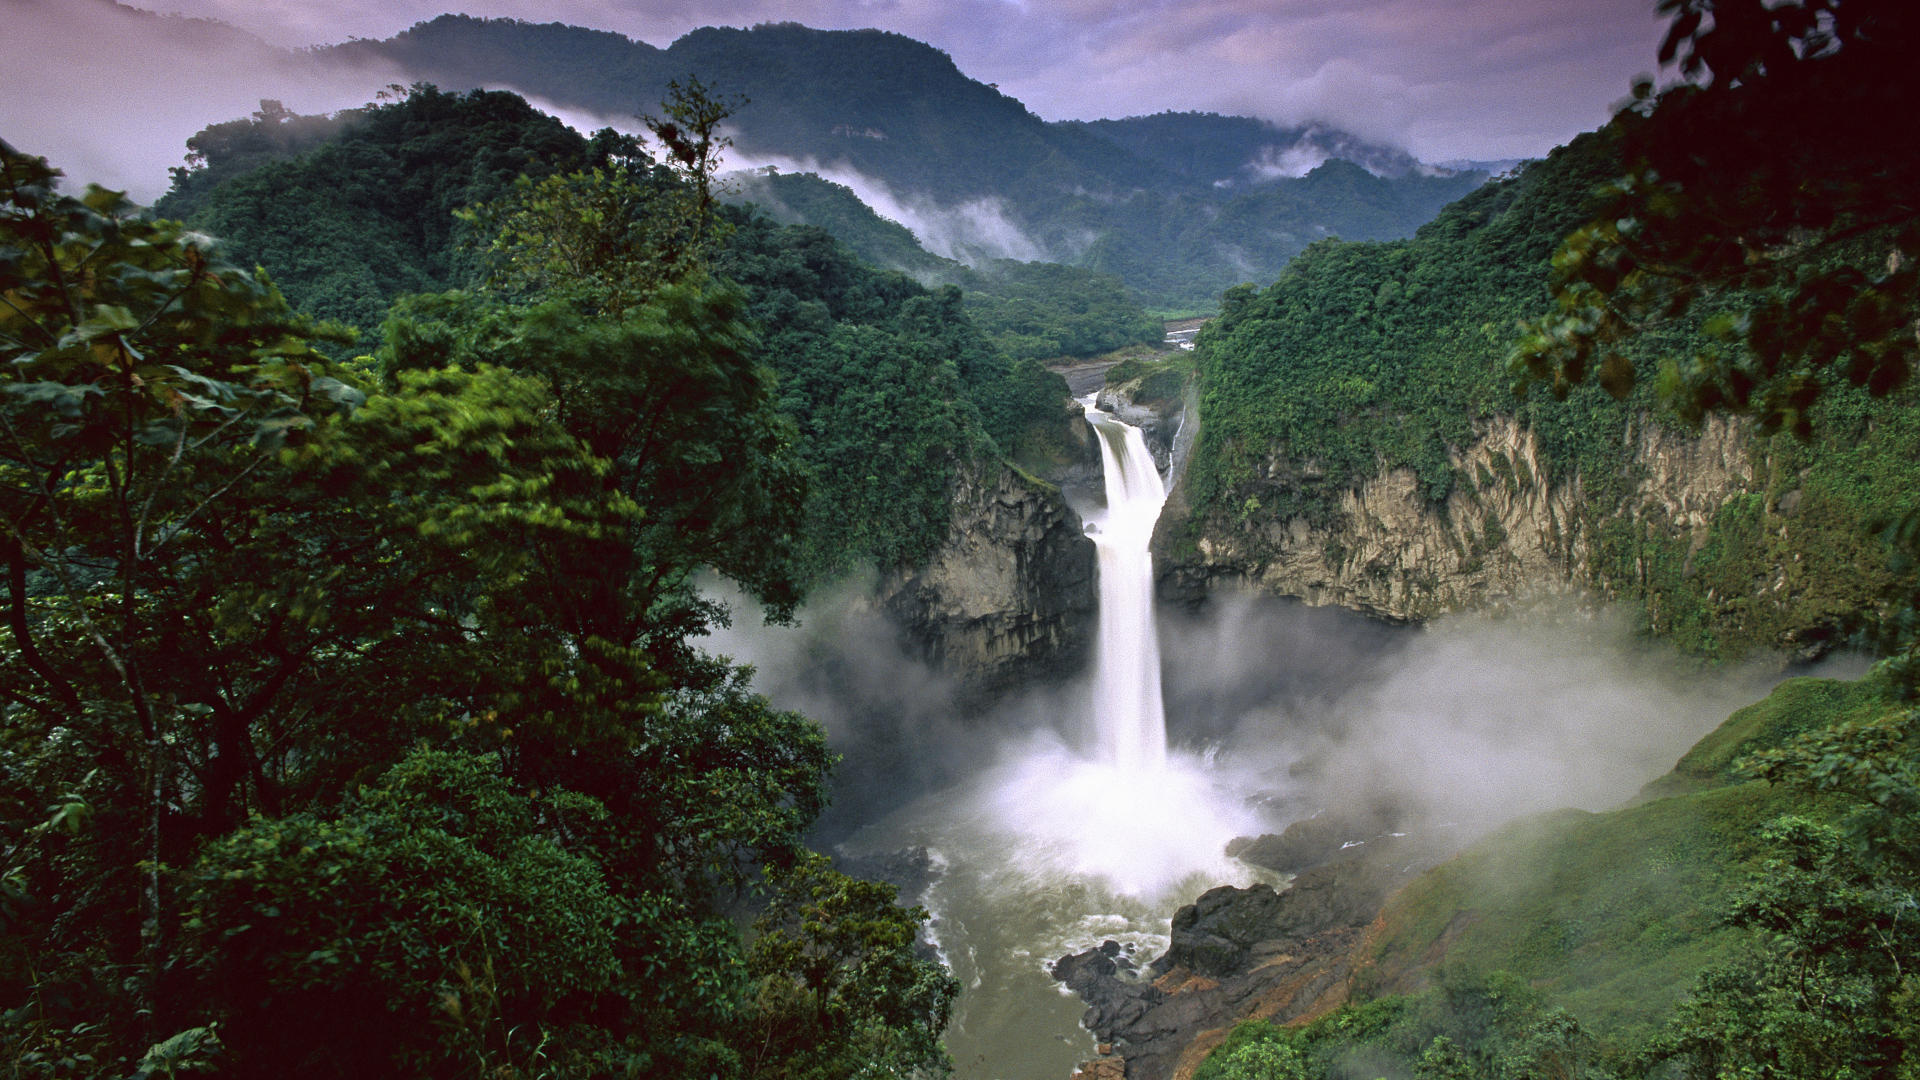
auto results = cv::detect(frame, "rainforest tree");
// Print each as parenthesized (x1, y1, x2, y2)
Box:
(1, 118, 953, 1077)
(1509, 0, 1919, 434)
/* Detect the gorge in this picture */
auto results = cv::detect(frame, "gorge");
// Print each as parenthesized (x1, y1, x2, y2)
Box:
(10, 8, 1915, 1076)
(718, 378, 1822, 1080)
(830, 399, 1270, 1080)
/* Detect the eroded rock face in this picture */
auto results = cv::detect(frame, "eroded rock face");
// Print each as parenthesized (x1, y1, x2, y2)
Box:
(1055, 837, 1445, 1080)
(1094, 378, 1190, 475)
(1159, 414, 1755, 623)
(875, 453, 1097, 701)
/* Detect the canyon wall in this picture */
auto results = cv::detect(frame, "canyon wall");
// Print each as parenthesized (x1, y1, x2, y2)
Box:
(1157, 413, 1757, 624)
(874, 451, 1098, 700)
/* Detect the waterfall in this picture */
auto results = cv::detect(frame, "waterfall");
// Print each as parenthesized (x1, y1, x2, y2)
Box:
(1081, 394, 1169, 773)
(834, 396, 1265, 1080)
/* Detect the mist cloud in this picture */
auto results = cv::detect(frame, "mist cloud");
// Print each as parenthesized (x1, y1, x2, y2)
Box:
(724, 150, 1047, 264)
(1193, 597, 1865, 834)
(707, 583, 1863, 859)
(2, 0, 407, 201)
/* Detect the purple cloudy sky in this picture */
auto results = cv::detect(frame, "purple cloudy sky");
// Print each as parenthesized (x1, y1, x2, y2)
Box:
(3, 0, 1672, 198)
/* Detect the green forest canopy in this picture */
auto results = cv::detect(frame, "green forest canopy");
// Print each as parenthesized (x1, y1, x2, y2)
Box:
(0, 102, 960, 1075)
(1188, 2, 1920, 1077)
(153, 85, 1085, 588)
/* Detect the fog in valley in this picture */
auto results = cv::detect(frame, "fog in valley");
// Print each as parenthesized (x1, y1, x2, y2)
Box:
(1, 0, 407, 200)
(708, 585, 1848, 883)
(726, 149, 1050, 265)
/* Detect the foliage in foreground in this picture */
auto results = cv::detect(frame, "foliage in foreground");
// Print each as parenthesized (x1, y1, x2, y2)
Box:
(0, 121, 955, 1077)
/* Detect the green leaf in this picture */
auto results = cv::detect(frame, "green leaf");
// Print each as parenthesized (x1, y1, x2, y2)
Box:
(65, 304, 140, 343)
(4, 380, 101, 416)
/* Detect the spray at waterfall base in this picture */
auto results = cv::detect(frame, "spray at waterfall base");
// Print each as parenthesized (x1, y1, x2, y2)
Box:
(839, 397, 1275, 1079)
(710, 399, 1806, 1080)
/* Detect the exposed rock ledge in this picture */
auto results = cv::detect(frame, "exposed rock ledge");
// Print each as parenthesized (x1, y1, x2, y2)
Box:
(1056, 823, 1458, 1080)
(874, 453, 1098, 701)
(1158, 413, 1754, 622)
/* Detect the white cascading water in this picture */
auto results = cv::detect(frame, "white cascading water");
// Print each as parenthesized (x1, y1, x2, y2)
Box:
(1081, 394, 1170, 773)
(838, 391, 1273, 1079)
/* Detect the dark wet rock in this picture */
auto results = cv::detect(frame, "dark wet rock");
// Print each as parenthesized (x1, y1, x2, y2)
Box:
(1225, 802, 1405, 874)
(1052, 940, 1125, 991)
(1162, 883, 1290, 978)
(1055, 832, 1459, 1080)
(876, 455, 1096, 705)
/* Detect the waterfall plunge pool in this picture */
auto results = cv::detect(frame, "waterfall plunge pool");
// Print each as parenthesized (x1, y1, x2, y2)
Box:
(704, 396, 1794, 1079)
(840, 398, 1281, 1080)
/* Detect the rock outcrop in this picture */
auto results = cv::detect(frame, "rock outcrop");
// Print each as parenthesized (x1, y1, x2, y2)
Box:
(1094, 372, 1190, 475)
(1056, 832, 1453, 1080)
(1159, 413, 1756, 623)
(875, 453, 1097, 701)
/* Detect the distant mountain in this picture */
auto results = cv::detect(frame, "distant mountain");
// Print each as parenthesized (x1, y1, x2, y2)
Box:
(309, 15, 1489, 309)
(1066, 112, 1433, 185)
(721, 169, 1161, 361)
(322, 18, 1150, 203)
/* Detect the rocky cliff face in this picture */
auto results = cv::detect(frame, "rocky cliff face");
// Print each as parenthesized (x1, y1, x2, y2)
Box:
(1055, 828, 1456, 1080)
(874, 452, 1097, 700)
(1158, 413, 1758, 624)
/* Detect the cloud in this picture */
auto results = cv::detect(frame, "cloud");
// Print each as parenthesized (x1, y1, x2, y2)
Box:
(974, 0, 1668, 160)
(2, 0, 407, 201)
(725, 149, 1047, 263)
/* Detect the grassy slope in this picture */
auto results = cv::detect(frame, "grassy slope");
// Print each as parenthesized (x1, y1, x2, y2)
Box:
(1356, 676, 1896, 1049)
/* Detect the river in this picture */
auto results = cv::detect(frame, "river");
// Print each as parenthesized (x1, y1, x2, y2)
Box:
(708, 395, 1787, 1079)
(840, 397, 1276, 1079)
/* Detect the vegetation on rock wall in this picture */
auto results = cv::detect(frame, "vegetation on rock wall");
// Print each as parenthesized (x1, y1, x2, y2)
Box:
(1193, 4, 1920, 1078)
(1181, 105, 1920, 660)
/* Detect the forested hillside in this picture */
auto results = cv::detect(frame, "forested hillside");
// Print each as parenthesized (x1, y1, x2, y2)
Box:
(150, 86, 1085, 588)
(1063, 113, 1430, 187)
(724, 169, 1163, 361)
(314, 17, 1485, 309)
(1176, 2, 1920, 1078)
(157, 88, 605, 336)
(326, 18, 1120, 205)
(1174, 123, 1920, 659)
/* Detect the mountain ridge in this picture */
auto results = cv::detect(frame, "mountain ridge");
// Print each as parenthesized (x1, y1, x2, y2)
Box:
(302, 13, 1487, 308)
